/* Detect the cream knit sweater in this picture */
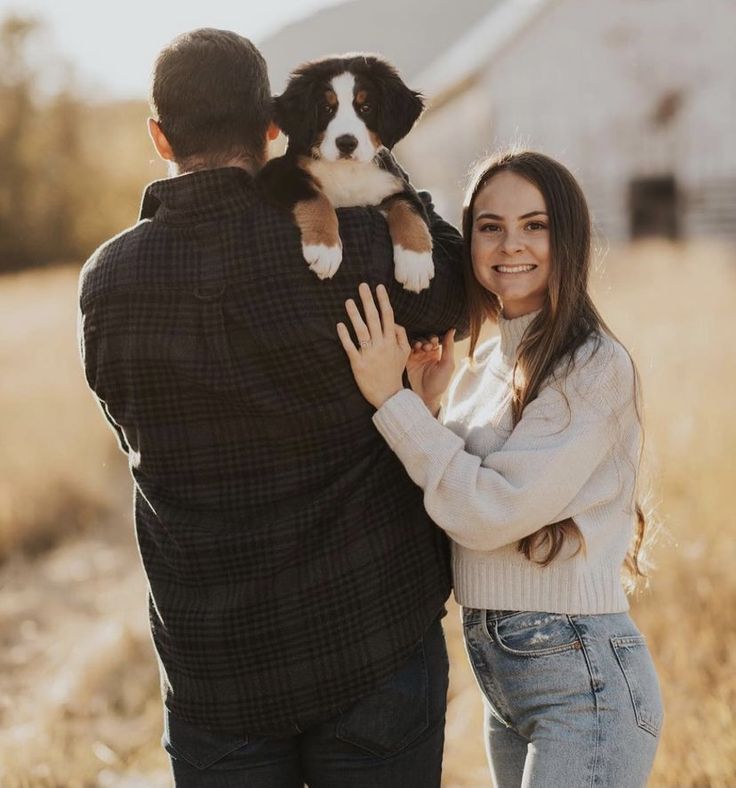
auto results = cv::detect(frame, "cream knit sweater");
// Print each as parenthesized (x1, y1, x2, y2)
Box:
(373, 311, 641, 614)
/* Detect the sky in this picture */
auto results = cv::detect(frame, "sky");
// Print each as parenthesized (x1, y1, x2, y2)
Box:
(0, 0, 342, 100)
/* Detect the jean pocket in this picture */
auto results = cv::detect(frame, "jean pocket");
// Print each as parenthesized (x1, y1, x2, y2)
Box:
(490, 611, 582, 657)
(336, 638, 429, 758)
(163, 709, 249, 770)
(610, 635, 663, 737)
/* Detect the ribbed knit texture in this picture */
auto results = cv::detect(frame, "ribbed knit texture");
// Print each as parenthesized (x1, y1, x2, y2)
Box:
(373, 311, 640, 614)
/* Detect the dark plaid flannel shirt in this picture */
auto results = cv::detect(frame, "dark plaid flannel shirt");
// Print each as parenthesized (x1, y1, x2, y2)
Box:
(78, 167, 468, 736)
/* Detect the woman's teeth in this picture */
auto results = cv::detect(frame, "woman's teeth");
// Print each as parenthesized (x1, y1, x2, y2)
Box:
(493, 265, 537, 273)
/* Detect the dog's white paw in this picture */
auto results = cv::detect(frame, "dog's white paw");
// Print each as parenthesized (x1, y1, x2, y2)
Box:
(393, 246, 435, 292)
(302, 242, 343, 280)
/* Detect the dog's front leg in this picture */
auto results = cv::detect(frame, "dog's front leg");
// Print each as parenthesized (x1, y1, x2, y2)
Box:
(382, 196, 434, 292)
(294, 193, 343, 280)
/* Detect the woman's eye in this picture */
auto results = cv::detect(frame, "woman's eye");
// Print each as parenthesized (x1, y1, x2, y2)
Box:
(525, 222, 547, 231)
(479, 224, 501, 233)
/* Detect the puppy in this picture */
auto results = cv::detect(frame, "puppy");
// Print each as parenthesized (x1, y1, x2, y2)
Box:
(258, 54, 434, 292)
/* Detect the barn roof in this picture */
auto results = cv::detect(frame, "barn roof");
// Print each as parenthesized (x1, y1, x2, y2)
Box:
(258, 0, 502, 94)
(414, 0, 558, 108)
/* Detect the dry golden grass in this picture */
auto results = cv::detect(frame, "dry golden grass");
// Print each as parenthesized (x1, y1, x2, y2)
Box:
(0, 245, 734, 787)
(0, 266, 127, 560)
(592, 241, 736, 787)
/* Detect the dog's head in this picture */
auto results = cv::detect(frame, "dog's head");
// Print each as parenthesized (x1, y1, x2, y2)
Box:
(273, 54, 424, 162)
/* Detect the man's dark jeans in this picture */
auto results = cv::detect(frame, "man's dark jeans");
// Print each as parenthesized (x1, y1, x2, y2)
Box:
(163, 616, 449, 787)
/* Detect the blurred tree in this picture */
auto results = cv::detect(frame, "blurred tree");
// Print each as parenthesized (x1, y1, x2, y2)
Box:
(0, 13, 162, 273)
(40, 75, 90, 259)
(0, 15, 39, 269)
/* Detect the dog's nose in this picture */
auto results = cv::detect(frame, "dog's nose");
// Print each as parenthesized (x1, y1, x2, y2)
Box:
(335, 135, 358, 155)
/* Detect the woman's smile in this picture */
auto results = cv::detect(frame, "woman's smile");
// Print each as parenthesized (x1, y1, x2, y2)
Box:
(492, 264, 538, 273)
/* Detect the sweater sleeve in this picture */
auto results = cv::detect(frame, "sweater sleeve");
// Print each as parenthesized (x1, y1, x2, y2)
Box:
(372, 341, 636, 552)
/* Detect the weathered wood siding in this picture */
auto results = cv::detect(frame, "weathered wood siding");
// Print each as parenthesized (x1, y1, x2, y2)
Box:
(402, 0, 736, 241)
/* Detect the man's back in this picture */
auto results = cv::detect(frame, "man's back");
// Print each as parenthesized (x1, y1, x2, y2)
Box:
(79, 166, 466, 736)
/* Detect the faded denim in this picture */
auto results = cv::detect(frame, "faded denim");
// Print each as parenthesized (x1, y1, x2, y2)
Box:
(463, 608, 663, 788)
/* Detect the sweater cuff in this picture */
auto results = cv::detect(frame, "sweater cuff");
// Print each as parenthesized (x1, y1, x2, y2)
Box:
(372, 389, 434, 449)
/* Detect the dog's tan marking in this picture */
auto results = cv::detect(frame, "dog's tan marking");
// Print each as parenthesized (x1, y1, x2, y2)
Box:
(294, 194, 340, 247)
(386, 200, 432, 253)
(355, 89, 368, 105)
(368, 130, 383, 150)
(309, 132, 326, 159)
(324, 89, 338, 108)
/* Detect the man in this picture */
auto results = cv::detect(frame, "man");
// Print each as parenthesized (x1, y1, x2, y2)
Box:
(79, 28, 467, 787)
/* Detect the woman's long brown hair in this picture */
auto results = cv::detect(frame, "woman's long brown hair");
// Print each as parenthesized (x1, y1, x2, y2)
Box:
(461, 151, 648, 588)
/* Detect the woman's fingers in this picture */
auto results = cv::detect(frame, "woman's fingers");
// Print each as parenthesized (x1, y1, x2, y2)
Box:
(412, 336, 439, 353)
(358, 282, 382, 340)
(336, 322, 361, 363)
(395, 324, 410, 353)
(375, 284, 395, 339)
(345, 298, 372, 344)
(351, 283, 398, 345)
(438, 329, 456, 369)
(347, 284, 407, 352)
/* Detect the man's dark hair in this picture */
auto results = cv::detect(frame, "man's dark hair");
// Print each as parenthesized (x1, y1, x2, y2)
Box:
(150, 28, 271, 169)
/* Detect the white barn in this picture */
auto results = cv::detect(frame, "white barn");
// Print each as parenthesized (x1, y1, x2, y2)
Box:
(399, 0, 736, 242)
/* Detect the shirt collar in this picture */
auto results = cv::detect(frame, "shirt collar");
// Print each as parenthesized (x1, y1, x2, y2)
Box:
(138, 167, 258, 224)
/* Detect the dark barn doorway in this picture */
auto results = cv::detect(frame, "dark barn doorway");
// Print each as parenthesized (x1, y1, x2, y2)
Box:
(629, 175, 680, 239)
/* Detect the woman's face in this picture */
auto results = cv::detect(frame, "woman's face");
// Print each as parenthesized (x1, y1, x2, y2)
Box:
(470, 171, 551, 319)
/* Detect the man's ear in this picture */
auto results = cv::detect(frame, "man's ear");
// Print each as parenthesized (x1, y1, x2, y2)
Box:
(148, 118, 176, 162)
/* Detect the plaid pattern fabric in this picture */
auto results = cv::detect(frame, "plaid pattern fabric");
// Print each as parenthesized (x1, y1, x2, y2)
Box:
(78, 167, 467, 736)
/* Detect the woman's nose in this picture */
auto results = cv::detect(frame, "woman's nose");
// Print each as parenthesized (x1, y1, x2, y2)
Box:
(501, 231, 524, 254)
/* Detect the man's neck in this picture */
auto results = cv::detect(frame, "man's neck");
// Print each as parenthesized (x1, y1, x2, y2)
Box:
(170, 157, 260, 178)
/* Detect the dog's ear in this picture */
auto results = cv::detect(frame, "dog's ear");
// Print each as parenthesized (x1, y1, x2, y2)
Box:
(271, 86, 304, 140)
(367, 58, 424, 148)
(272, 71, 319, 150)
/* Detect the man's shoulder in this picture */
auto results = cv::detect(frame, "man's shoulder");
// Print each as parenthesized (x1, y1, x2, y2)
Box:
(247, 197, 391, 275)
(254, 198, 385, 240)
(79, 220, 155, 302)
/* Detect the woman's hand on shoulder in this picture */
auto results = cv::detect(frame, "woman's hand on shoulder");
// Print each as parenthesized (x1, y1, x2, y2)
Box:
(337, 283, 411, 409)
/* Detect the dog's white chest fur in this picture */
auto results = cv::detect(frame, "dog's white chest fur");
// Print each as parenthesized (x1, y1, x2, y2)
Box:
(306, 160, 401, 208)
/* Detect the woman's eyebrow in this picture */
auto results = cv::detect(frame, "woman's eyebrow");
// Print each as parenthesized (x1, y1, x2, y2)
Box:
(475, 210, 548, 220)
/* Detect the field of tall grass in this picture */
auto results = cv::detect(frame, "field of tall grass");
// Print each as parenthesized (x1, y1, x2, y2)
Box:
(1, 242, 734, 787)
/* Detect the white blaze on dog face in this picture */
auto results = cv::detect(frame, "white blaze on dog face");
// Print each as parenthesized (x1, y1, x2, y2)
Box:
(319, 72, 379, 163)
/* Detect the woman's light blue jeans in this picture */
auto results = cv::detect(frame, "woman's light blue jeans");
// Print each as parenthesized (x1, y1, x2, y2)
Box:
(462, 608, 663, 788)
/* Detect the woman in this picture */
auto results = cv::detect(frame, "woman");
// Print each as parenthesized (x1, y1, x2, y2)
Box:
(336, 151, 663, 787)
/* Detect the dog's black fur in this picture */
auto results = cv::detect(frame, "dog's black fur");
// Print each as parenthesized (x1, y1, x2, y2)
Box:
(257, 55, 435, 291)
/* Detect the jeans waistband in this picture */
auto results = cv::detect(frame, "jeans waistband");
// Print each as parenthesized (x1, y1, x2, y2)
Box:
(462, 607, 520, 626)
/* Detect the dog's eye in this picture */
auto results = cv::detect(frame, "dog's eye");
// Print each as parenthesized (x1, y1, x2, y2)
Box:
(323, 104, 336, 115)
(359, 104, 371, 114)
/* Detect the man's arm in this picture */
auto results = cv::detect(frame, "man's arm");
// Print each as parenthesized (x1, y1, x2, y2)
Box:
(384, 189, 468, 342)
(372, 149, 468, 340)
(78, 292, 131, 456)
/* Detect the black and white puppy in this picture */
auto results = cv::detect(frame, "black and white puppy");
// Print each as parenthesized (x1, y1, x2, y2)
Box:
(258, 54, 434, 292)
